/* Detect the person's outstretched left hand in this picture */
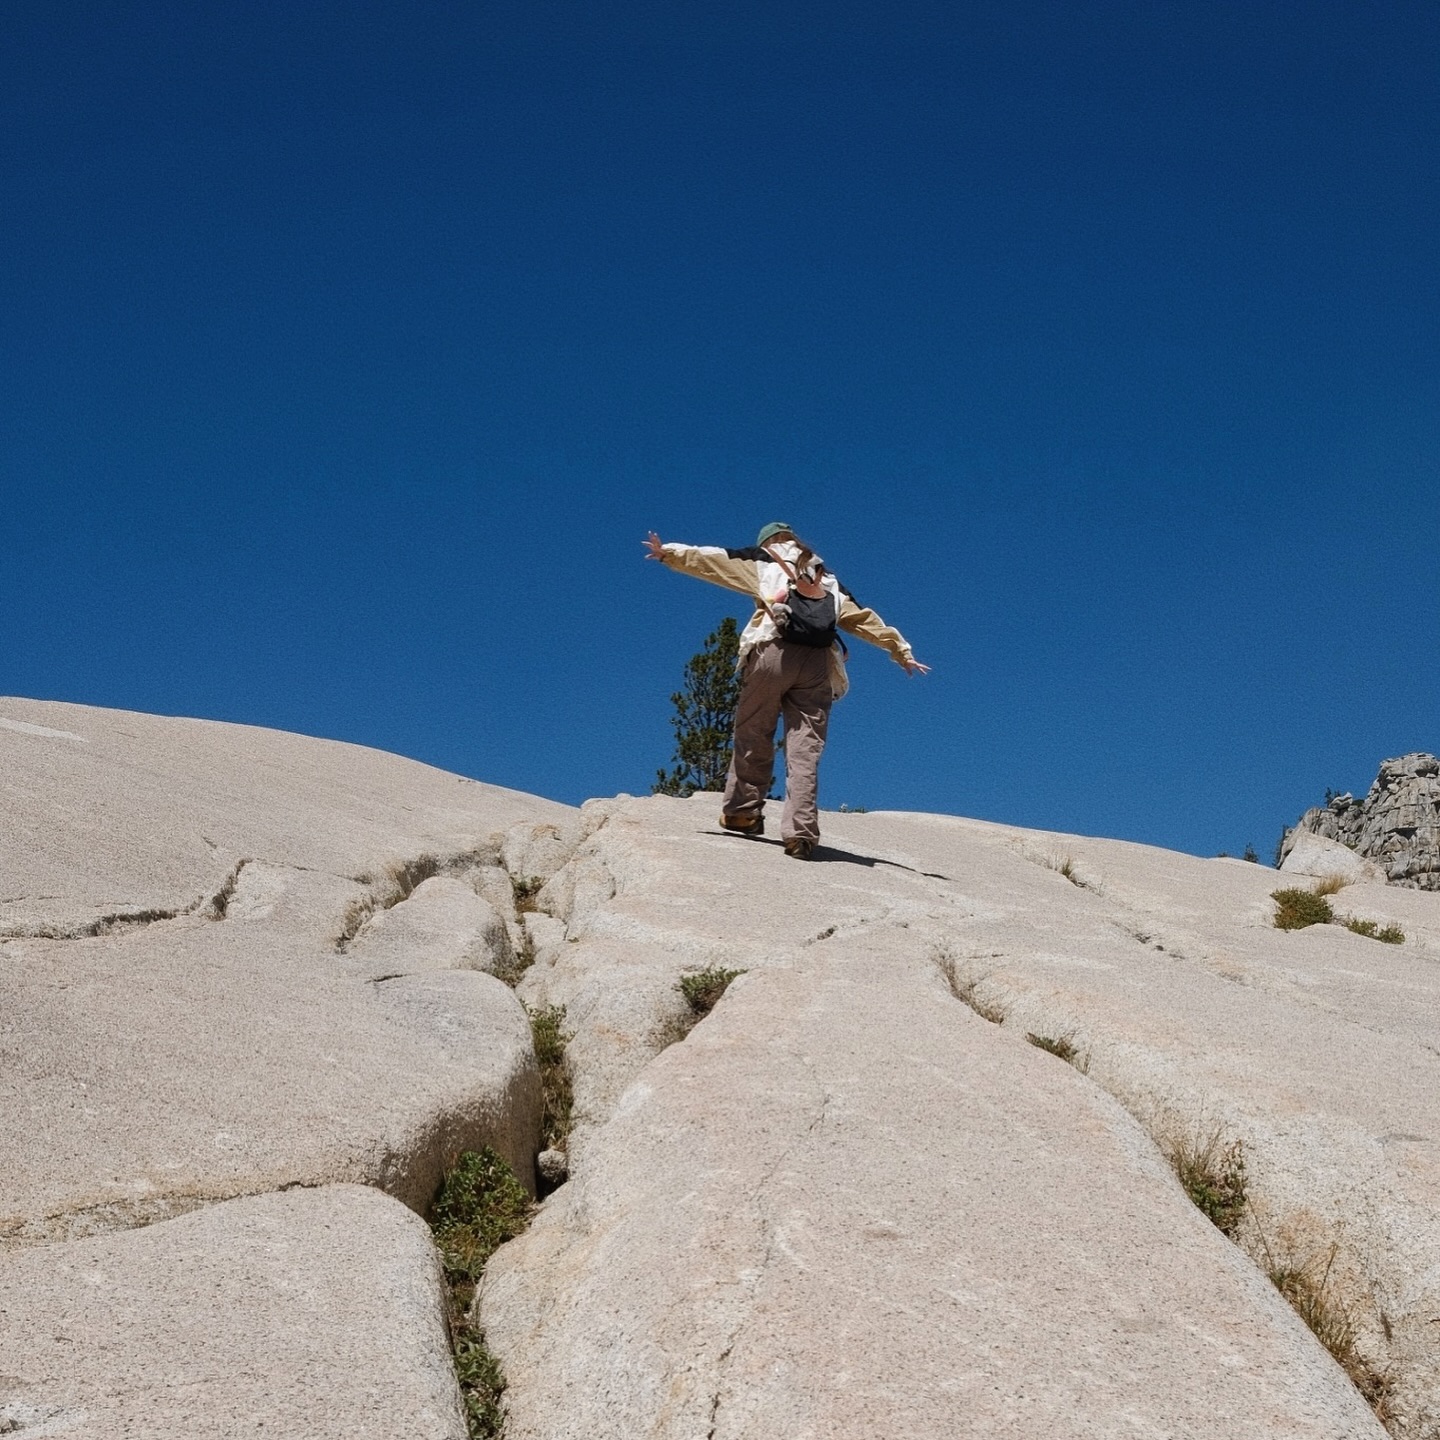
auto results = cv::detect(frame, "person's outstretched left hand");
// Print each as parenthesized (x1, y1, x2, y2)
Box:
(902, 657, 931, 675)
(643, 531, 665, 560)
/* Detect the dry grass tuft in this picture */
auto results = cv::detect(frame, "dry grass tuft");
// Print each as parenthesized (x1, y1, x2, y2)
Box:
(1311, 874, 1353, 897)
(1043, 853, 1085, 886)
(1259, 1239, 1395, 1423)
(1025, 1031, 1089, 1072)
(934, 950, 1008, 1025)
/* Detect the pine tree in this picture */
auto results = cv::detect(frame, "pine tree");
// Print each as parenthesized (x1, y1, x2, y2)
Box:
(653, 617, 742, 796)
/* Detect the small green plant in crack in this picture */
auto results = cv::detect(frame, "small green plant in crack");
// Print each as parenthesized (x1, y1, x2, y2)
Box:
(1342, 917, 1405, 945)
(1272, 887, 1334, 931)
(454, 1334, 509, 1439)
(1162, 1127, 1248, 1238)
(428, 1147, 535, 1440)
(679, 966, 745, 1016)
(431, 1148, 533, 1287)
(658, 967, 747, 1049)
(526, 1005, 574, 1152)
(491, 927, 537, 988)
(1025, 1031, 1088, 1072)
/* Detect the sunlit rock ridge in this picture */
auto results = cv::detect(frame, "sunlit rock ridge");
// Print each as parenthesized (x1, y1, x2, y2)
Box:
(3, 698, 1438, 1439)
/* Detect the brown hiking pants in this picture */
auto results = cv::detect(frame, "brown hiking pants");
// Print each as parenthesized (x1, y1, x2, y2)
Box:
(722, 640, 832, 844)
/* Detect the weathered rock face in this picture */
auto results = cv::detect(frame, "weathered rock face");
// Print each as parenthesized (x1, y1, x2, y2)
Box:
(0, 1186, 467, 1440)
(0, 697, 572, 1224)
(11, 699, 1440, 1439)
(489, 793, 1440, 1438)
(0, 697, 578, 1439)
(1283, 753, 1440, 889)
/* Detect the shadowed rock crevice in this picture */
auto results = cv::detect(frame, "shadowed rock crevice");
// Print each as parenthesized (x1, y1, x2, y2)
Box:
(0, 904, 187, 941)
(206, 858, 249, 918)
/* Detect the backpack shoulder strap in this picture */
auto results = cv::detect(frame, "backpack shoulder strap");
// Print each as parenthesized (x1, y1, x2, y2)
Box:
(763, 545, 827, 599)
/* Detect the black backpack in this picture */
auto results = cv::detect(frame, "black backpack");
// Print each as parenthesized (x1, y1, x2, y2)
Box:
(767, 549, 840, 649)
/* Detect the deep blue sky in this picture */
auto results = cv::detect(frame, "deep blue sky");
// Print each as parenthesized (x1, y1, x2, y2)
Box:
(4, 0, 1437, 858)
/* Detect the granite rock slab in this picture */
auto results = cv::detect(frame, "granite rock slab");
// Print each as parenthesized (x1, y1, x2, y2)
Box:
(0, 1185, 465, 1440)
(0, 698, 571, 1232)
(500, 793, 1440, 1435)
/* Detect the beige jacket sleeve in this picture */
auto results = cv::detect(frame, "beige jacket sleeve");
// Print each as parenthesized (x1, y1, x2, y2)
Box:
(659, 544, 760, 599)
(838, 594, 915, 665)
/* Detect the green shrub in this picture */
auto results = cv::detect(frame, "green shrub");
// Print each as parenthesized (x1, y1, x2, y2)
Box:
(656, 967, 748, 1050)
(428, 1147, 535, 1440)
(455, 1334, 509, 1439)
(430, 1148, 533, 1287)
(1272, 888, 1334, 930)
(1344, 917, 1405, 945)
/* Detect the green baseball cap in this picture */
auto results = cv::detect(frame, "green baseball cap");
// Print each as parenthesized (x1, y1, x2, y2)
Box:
(756, 521, 793, 546)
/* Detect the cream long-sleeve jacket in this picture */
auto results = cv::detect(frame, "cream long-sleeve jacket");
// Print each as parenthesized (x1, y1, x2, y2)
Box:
(659, 540, 915, 696)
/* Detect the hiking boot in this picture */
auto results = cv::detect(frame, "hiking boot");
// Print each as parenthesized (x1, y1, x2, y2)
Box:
(719, 812, 765, 837)
(783, 837, 815, 861)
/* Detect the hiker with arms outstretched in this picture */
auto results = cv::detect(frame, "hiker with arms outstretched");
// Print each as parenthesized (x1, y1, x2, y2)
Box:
(644, 522, 928, 860)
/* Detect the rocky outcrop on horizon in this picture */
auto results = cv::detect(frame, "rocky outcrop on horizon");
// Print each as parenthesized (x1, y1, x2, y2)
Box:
(5, 699, 1440, 1437)
(1282, 753, 1440, 890)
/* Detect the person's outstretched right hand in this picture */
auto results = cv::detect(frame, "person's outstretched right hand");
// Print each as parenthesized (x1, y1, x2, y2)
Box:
(902, 657, 931, 675)
(643, 531, 665, 560)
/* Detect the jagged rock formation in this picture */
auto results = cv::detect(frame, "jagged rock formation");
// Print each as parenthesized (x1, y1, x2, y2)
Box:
(7, 699, 1440, 1438)
(1283, 753, 1440, 890)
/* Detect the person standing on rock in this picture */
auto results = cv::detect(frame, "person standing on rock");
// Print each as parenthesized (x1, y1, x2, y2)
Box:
(644, 522, 928, 860)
